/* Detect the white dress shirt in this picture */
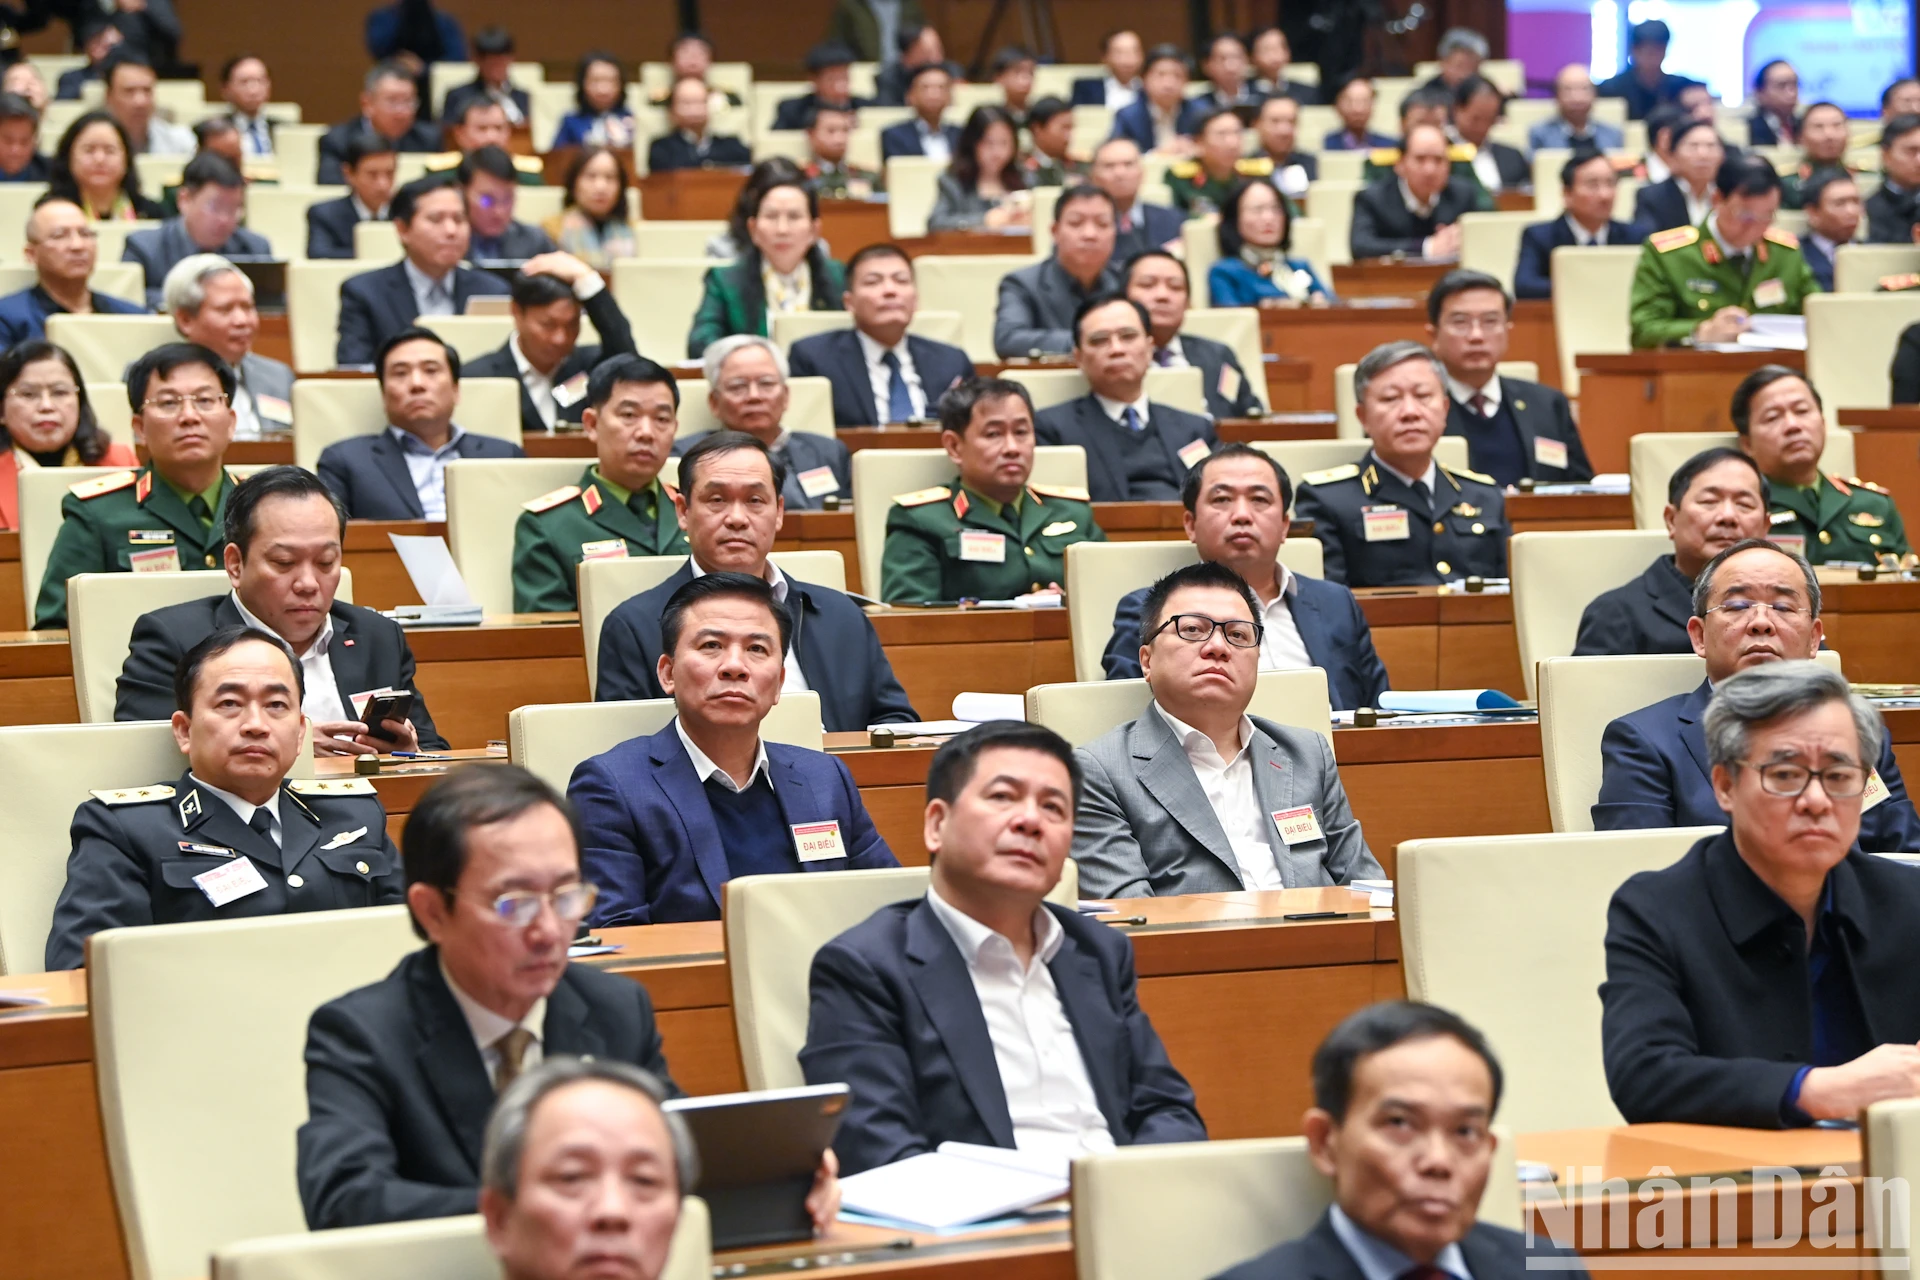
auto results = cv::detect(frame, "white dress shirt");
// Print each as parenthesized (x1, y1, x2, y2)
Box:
(1154, 336, 1190, 369)
(1470, 146, 1502, 196)
(386, 424, 467, 520)
(1398, 178, 1439, 218)
(230, 590, 352, 727)
(1446, 371, 1501, 418)
(191, 773, 282, 847)
(1680, 179, 1714, 229)
(230, 380, 262, 441)
(231, 110, 274, 156)
(1102, 75, 1140, 112)
(856, 328, 926, 422)
(923, 886, 1116, 1160)
(1094, 391, 1153, 431)
(442, 959, 546, 1088)
(674, 717, 772, 793)
(687, 556, 809, 693)
(1152, 704, 1281, 889)
(915, 118, 952, 165)
(351, 195, 387, 222)
(509, 334, 557, 430)
(1328, 1204, 1475, 1280)
(403, 257, 458, 318)
(1256, 565, 1314, 672)
(1563, 214, 1612, 246)
(1645, 154, 1671, 185)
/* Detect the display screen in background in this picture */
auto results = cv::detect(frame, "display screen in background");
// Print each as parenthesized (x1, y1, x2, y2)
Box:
(1508, 0, 1912, 115)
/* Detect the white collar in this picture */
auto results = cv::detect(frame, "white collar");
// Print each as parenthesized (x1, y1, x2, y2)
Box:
(1158, 335, 1186, 362)
(231, 588, 334, 660)
(1376, 453, 1439, 493)
(440, 957, 546, 1053)
(1398, 177, 1439, 217)
(855, 327, 907, 365)
(1269, 561, 1297, 603)
(1153, 702, 1255, 766)
(402, 256, 453, 294)
(1094, 391, 1151, 423)
(673, 716, 771, 793)
(350, 195, 387, 221)
(1327, 1204, 1473, 1280)
(688, 554, 790, 603)
(507, 332, 555, 383)
(1446, 372, 1501, 411)
(1563, 213, 1608, 245)
(188, 771, 282, 832)
(1808, 230, 1840, 259)
(925, 883, 1063, 967)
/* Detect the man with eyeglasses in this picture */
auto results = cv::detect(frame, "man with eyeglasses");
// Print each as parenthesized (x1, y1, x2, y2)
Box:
(1072, 561, 1379, 899)
(1594, 538, 1920, 851)
(672, 335, 852, 511)
(34, 342, 242, 629)
(1601, 659, 1920, 1127)
(0, 196, 148, 348)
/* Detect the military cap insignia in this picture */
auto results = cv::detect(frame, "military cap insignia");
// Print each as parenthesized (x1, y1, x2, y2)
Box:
(71, 470, 137, 499)
(90, 784, 175, 805)
(893, 486, 951, 507)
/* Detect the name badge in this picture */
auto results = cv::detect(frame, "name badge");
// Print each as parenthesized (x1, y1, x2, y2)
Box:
(553, 371, 590, 408)
(1177, 439, 1211, 469)
(1864, 769, 1891, 812)
(1768, 534, 1807, 557)
(1533, 437, 1569, 470)
(130, 545, 181, 573)
(797, 466, 840, 498)
(792, 820, 847, 863)
(1362, 506, 1410, 542)
(1271, 806, 1324, 846)
(193, 855, 269, 907)
(1753, 277, 1788, 309)
(1216, 363, 1243, 404)
(580, 538, 629, 561)
(255, 394, 292, 424)
(322, 826, 369, 850)
(959, 530, 1007, 563)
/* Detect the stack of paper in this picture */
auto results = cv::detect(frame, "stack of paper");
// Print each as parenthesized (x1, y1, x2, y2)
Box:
(839, 1142, 1069, 1231)
(866, 693, 1026, 736)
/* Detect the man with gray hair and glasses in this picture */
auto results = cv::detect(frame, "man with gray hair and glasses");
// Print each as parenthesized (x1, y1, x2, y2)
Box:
(162, 254, 293, 439)
(1594, 536, 1920, 850)
(1601, 659, 1920, 1127)
(481, 1057, 695, 1280)
(672, 333, 852, 511)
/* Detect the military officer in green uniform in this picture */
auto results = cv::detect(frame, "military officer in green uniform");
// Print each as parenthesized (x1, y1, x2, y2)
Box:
(34, 343, 240, 630)
(802, 104, 883, 200)
(1732, 364, 1913, 566)
(1167, 107, 1274, 216)
(1779, 102, 1857, 208)
(881, 376, 1107, 604)
(1629, 154, 1820, 349)
(512, 355, 691, 613)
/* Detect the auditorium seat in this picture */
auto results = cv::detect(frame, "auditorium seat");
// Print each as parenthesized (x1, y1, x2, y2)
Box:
(632, 220, 727, 258)
(415, 314, 513, 362)
(509, 692, 823, 794)
(243, 186, 348, 260)
(1458, 211, 1535, 294)
(1548, 245, 1639, 393)
(91, 220, 160, 270)
(1806, 294, 1920, 412)
(290, 377, 521, 472)
(769, 308, 965, 350)
(1411, 58, 1525, 96)
(0, 262, 142, 308)
(1302, 180, 1362, 266)
(134, 155, 185, 195)
(0, 181, 47, 259)
(351, 219, 403, 261)
(1833, 245, 1920, 294)
(670, 375, 835, 439)
(86, 381, 135, 446)
(1003, 365, 1206, 416)
(1628, 430, 1854, 531)
(1864, 1098, 1920, 1255)
(43, 314, 181, 384)
(1180, 308, 1270, 413)
(1509, 530, 1672, 698)
(609, 257, 727, 362)
(637, 60, 753, 102)
(883, 155, 945, 239)
(911, 252, 1043, 361)
(444, 458, 590, 615)
(1253, 435, 1468, 482)
(271, 123, 327, 187)
(1332, 361, 1534, 439)
(1026, 669, 1332, 749)
(286, 259, 377, 372)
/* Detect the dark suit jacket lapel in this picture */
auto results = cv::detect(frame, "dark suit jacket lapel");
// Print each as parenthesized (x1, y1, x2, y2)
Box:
(1247, 726, 1299, 879)
(1044, 926, 1130, 1134)
(1145, 405, 1191, 478)
(1073, 397, 1127, 501)
(785, 582, 838, 719)
(904, 900, 1015, 1146)
(649, 725, 731, 913)
(1679, 680, 1714, 781)
(409, 951, 496, 1175)
(175, 771, 286, 871)
(327, 602, 374, 711)
(367, 432, 427, 518)
(277, 785, 326, 876)
(379, 264, 417, 328)
(1367, 454, 1433, 518)
(1302, 1211, 1371, 1280)
(907, 335, 965, 405)
(1502, 376, 1550, 469)
(1646, 556, 1693, 634)
(542, 973, 607, 1056)
(1288, 581, 1340, 680)
(1131, 711, 1240, 877)
(831, 331, 877, 426)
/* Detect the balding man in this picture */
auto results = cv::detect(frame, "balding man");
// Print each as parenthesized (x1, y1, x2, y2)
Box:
(1350, 123, 1479, 261)
(0, 197, 147, 346)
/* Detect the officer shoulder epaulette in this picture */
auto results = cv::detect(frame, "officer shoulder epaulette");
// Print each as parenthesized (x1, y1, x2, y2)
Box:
(522, 485, 581, 513)
(1028, 482, 1091, 502)
(893, 485, 951, 507)
(1236, 156, 1274, 175)
(1650, 226, 1700, 253)
(1447, 143, 1477, 162)
(1850, 475, 1893, 495)
(1169, 159, 1201, 179)
(1447, 465, 1497, 485)
(1368, 148, 1401, 166)
(90, 784, 174, 805)
(1827, 473, 1853, 496)
(1880, 273, 1920, 293)
(420, 151, 461, 171)
(288, 778, 377, 797)
(1764, 227, 1800, 249)
(1302, 463, 1360, 485)
(71, 469, 136, 499)
(511, 154, 544, 175)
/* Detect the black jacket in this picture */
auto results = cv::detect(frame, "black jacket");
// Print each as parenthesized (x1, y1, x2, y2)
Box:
(1480, 140, 1532, 189)
(1602, 829, 1920, 1128)
(1633, 177, 1706, 235)
(317, 118, 441, 186)
(317, 427, 525, 520)
(1178, 332, 1266, 421)
(1514, 217, 1646, 299)
(646, 131, 753, 173)
(335, 261, 512, 367)
(1893, 321, 1920, 405)
(307, 196, 378, 260)
(1212, 1209, 1589, 1279)
(298, 946, 677, 1228)
(462, 286, 637, 433)
(442, 81, 532, 129)
(1349, 176, 1479, 259)
(1443, 376, 1593, 484)
(1866, 183, 1920, 245)
(1573, 554, 1695, 656)
(785, 327, 975, 427)
(1032, 394, 1218, 503)
(113, 594, 448, 749)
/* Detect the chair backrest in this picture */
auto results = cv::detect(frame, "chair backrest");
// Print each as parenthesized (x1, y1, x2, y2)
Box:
(1071, 1132, 1520, 1280)
(725, 863, 1079, 1091)
(1253, 436, 1469, 479)
(575, 551, 846, 694)
(912, 253, 1043, 361)
(1550, 246, 1641, 394)
(510, 693, 824, 797)
(1180, 308, 1268, 413)
(92, 221, 161, 268)
(291, 378, 522, 471)
(632, 220, 727, 259)
(352, 219, 403, 261)
(88, 380, 135, 446)
(416, 314, 513, 363)
(1398, 828, 1717, 1132)
(1628, 430, 1854, 530)
(1509, 531, 1674, 700)
(1806, 293, 1920, 411)
(0, 263, 142, 307)
(1027, 669, 1333, 749)
(1062, 538, 1324, 682)
(0, 180, 47, 257)
(884, 155, 946, 238)
(670, 375, 836, 439)
(1002, 366, 1206, 416)
(1332, 361, 1535, 439)
(287, 260, 376, 372)
(768, 309, 967, 350)
(246, 185, 348, 258)
(43, 314, 182, 384)
(90, 906, 424, 1280)
(444, 458, 593, 616)
(848, 446, 1087, 604)
(1865, 1098, 1920, 1262)
(1834, 244, 1920, 294)
(1026, 187, 1064, 258)
(273, 123, 327, 186)
(1457, 211, 1537, 293)
(610, 258, 727, 363)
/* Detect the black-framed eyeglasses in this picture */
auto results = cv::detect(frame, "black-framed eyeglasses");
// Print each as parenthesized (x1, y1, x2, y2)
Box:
(1734, 761, 1867, 798)
(1148, 613, 1263, 648)
(474, 882, 600, 928)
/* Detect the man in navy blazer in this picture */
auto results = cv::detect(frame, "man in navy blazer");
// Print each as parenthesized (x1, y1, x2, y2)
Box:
(1124, 249, 1267, 421)
(879, 64, 960, 161)
(572, 572, 896, 927)
(595, 431, 916, 732)
(1595, 538, 1920, 850)
(335, 173, 511, 368)
(316, 328, 524, 520)
(1091, 140, 1188, 266)
(1108, 46, 1206, 152)
(1069, 30, 1142, 110)
(1103, 446, 1389, 711)
(800, 721, 1205, 1174)
(122, 153, 270, 307)
(1513, 150, 1646, 299)
(307, 134, 396, 260)
(786, 244, 973, 427)
(0, 197, 147, 348)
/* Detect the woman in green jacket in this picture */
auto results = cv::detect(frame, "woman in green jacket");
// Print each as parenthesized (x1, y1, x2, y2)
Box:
(686, 174, 846, 357)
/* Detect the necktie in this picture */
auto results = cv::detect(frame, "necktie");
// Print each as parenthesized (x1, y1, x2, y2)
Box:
(1122, 405, 1143, 432)
(251, 121, 267, 153)
(247, 807, 276, 848)
(494, 1027, 535, 1091)
(188, 494, 214, 527)
(1154, 346, 1175, 368)
(1475, 394, 1494, 419)
(881, 350, 915, 422)
(1120, 210, 1134, 234)
(1413, 478, 1432, 509)
(1399, 1267, 1451, 1280)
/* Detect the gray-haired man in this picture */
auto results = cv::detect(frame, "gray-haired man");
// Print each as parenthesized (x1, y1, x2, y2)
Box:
(670, 334, 852, 510)
(163, 253, 293, 438)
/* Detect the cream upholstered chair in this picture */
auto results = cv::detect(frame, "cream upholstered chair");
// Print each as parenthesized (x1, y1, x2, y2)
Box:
(0, 263, 142, 307)
(1865, 1099, 1920, 1264)
(291, 377, 522, 472)
(287, 260, 377, 372)
(212, 1201, 713, 1280)
(575, 551, 845, 694)
(1458, 212, 1535, 293)
(91, 221, 160, 268)
(1305, 180, 1362, 266)
(352, 219, 403, 261)
(90, 906, 422, 1280)
(1181, 308, 1269, 413)
(1071, 1132, 1520, 1280)
(1806, 294, 1920, 410)
(1834, 245, 1920, 294)
(1628, 430, 1854, 530)
(671, 376, 835, 439)
(1331, 361, 1535, 440)
(849, 446, 1087, 604)
(1254, 436, 1468, 479)
(1398, 828, 1718, 1132)
(511, 693, 823, 795)
(43, 314, 182, 384)
(88, 381, 136, 446)
(0, 721, 183, 973)
(245, 185, 347, 259)
(1027, 669, 1333, 749)
(1026, 187, 1063, 258)
(769, 309, 967, 350)
(611, 258, 726, 363)
(1003, 366, 1207, 416)
(632, 221, 728, 258)
(416, 314, 513, 363)
(725, 863, 1079, 1091)
(884, 155, 945, 238)
(272, 123, 327, 187)
(1509, 531, 1673, 700)
(0, 180, 46, 258)
(1550, 246, 1640, 394)
(913, 253, 1042, 361)
(444, 459, 592, 616)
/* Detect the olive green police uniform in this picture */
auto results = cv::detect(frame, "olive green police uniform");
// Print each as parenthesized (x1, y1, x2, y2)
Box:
(1024, 154, 1089, 187)
(1779, 161, 1857, 210)
(803, 160, 884, 199)
(880, 482, 1106, 604)
(1167, 156, 1273, 215)
(511, 467, 689, 613)
(1361, 144, 1494, 210)
(1766, 471, 1912, 567)
(1628, 222, 1821, 349)
(33, 465, 237, 630)
(421, 151, 546, 185)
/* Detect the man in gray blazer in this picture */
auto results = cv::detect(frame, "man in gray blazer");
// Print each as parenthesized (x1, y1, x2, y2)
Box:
(1073, 561, 1381, 898)
(163, 254, 293, 439)
(122, 153, 271, 308)
(671, 334, 853, 511)
(992, 185, 1121, 357)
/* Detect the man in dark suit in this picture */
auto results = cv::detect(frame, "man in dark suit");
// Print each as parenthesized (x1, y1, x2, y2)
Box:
(0, 196, 148, 349)
(1109, 45, 1206, 150)
(122, 153, 271, 308)
(317, 60, 441, 186)
(457, 146, 555, 263)
(1213, 1002, 1589, 1278)
(1426, 269, 1592, 485)
(317, 328, 524, 520)
(1070, 29, 1142, 109)
(878, 63, 960, 161)
(0, 92, 50, 183)
(306, 134, 396, 260)
(1089, 139, 1187, 265)
(1451, 75, 1530, 192)
(800, 720, 1207, 1174)
(674, 335, 854, 509)
(595, 431, 917, 731)
(1866, 115, 1920, 244)
(464, 252, 636, 433)
(994, 185, 1123, 357)
(1123, 249, 1266, 421)
(164, 255, 294, 440)
(54, 19, 121, 101)
(1574, 447, 1770, 656)
(1798, 170, 1861, 292)
(1594, 539, 1920, 850)
(773, 43, 872, 131)
(335, 174, 511, 367)
(1747, 59, 1800, 146)
(1103, 446, 1389, 711)
(1323, 73, 1396, 151)
(1034, 295, 1217, 503)
(646, 76, 753, 173)
(116, 466, 448, 752)
(1631, 119, 1723, 235)
(572, 573, 896, 926)
(1350, 124, 1479, 260)
(787, 244, 972, 427)
(1513, 150, 1645, 299)
(441, 26, 530, 130)
(1595, 20, 1704, 120)
(1188, 32, 1265, 119)
(1251, 95, 1317, 201)
(1601, 661, 1920, 1129)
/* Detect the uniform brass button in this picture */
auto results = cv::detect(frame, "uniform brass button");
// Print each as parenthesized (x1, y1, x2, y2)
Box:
(355, 860, 370, 874)
(204, 555, 216, 566)
(1432, 521, 1444, 533)
(1820, 530, 1833, 545)
(1024, 546, 1033, 556)
(1871, 533, 1883, 546)
(1471, 522, 1485, 534)
(1436, 561, 1451, 575)
(1698, 299, 1710, 310)
(287, 874, 304, 888)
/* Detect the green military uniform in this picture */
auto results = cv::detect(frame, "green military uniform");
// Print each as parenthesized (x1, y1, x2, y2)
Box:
(421, 151, 545, 185)
(1766, 470, 1912, 566)
(1628, 222, 1821, 349)
(803, 160, 883, 199)
(880, 481, 1106, 604)
(34, 465, 237, 630)
(1023, 154, 1088, 188)
(1361, 144, 1494, 211)
(1779, 160, 1857, 210)
(1166, 156, 1273, 215)
(511, 466, 689, 613)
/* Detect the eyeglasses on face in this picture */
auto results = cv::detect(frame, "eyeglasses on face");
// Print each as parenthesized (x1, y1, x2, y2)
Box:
(478, 882, 600, 928)
(1735, 761, 1866, 799)
(1148, 612, 1263, 648)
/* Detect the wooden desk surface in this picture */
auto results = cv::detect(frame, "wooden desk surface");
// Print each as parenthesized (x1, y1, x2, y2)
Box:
(1261, 300, 1559, 410)
(1328, 259, 1452, 299)
(1574, 349, 1807, 473)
